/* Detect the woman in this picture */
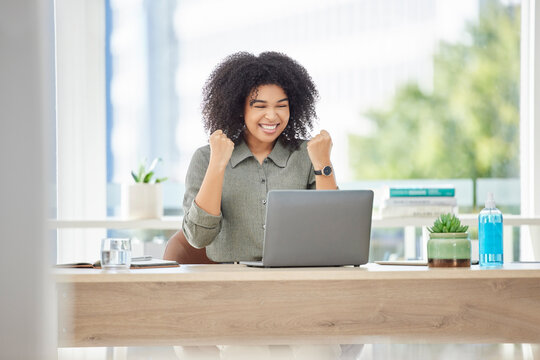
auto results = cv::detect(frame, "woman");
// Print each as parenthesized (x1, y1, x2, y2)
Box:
(182, 51, 337, 263)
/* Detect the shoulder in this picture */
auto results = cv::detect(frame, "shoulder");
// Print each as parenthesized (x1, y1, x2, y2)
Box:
(187, 145, 211, 173)
(191, 144, 211, 161)
(185, 145, 211, 182)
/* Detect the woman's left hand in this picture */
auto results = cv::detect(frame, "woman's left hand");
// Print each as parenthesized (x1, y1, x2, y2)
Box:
(307, 130, 333, 169)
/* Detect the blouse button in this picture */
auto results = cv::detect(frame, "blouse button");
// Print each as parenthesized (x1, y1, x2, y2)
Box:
(262, 199, 267, 205)
(261, 178, 266, 183)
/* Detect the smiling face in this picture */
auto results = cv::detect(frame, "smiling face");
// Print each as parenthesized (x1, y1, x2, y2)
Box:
(243, 84, 290, 149)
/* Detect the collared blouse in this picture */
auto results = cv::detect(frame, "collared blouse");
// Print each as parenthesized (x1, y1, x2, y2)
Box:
(182, 138, 316, 262)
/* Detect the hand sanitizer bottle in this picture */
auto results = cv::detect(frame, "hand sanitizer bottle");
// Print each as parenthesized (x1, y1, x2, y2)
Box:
(478, 192, 503, 267)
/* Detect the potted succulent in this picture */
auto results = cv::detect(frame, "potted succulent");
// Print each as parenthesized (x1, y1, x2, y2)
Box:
(121, 158, 168, 220)
(427, 213, 470, 267)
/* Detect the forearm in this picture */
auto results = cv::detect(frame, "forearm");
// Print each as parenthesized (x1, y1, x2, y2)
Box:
(182, 145, 227, 249)
(194, 160, 226, 216)
(312, 158, 338, 190)
(315, 173, 338, 190)
(315, 175, 337, 190)
(307, 129, 337, 190)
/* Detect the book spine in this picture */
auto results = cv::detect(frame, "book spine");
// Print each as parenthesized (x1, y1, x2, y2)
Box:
(380, 205, 457, 218)
(389, 188, 455, 197)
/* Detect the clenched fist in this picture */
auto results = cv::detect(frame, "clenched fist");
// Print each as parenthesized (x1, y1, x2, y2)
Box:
(307, 130, 333, 170)
(209, 130, 234, 170)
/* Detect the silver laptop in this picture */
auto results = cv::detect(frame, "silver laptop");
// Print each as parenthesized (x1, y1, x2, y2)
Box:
(241, 190, 374, 267)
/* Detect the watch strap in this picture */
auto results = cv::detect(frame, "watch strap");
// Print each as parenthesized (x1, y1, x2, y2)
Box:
(314, 165, 332, 176)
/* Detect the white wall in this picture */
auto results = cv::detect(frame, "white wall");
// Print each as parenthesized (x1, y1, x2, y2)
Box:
(0, 0, 56, 358)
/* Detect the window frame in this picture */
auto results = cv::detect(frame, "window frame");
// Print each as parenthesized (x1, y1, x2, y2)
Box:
(519, 0, 540, 259)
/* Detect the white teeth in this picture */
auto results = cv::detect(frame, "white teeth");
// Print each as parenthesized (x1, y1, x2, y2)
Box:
(260, 124, 278, 130)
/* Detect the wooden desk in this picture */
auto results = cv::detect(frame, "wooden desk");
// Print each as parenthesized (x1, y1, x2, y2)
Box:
(55, 263, 540, 347)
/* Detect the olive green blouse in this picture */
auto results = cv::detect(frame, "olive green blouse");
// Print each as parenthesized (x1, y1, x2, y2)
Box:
(182, 138, 316, 262)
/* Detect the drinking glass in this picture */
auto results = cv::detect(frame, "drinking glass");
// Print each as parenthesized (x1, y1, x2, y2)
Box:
(101, 238, 132, 270)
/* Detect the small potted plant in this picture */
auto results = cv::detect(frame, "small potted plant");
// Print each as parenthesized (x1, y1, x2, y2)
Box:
(427, 213, 470, 267)
(121, 158, 168, 220)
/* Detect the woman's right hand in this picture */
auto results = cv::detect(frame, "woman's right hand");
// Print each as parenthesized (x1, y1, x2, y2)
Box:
(209, 130, 234, 170)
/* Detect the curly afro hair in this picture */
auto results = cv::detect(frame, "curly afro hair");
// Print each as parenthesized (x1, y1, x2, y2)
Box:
(201, 51, 319, 150)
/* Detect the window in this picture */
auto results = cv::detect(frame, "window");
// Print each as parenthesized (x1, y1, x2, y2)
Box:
(56, 0, 538, 263)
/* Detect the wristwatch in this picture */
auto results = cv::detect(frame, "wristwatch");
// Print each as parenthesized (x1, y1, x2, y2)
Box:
(314, 165, 332, 176)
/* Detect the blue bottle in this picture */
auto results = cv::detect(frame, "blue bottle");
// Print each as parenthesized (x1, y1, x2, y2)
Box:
(478, 192, 503, 267)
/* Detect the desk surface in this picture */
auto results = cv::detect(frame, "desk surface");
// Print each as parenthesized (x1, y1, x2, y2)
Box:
(56, 263, 540, 347)
(54, 262, 540, 282)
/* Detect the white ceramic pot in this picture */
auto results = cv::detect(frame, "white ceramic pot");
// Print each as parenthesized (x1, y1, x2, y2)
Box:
(121, 183, 163, 219)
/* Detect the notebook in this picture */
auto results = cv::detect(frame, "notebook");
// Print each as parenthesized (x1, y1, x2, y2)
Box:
(241, 190, 374, 268)
(55, 258, 179, 269)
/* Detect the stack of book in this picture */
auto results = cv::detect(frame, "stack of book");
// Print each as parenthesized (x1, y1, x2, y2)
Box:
(379, 186, 457, 218)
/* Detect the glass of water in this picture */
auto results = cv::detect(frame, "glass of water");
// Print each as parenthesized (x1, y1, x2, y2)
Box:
(101, 238, 132, 270)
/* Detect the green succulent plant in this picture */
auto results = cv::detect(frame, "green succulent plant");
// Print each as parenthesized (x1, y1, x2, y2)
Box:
(428, 213, 468, 233)
(131, 157, 168, 184)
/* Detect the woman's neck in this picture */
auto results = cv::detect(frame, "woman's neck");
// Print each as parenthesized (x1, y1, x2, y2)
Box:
(245, 136, 275, 164)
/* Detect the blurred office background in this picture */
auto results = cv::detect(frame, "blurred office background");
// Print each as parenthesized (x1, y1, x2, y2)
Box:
(106, 0, 490, 209)
(56, 0, 527, 263)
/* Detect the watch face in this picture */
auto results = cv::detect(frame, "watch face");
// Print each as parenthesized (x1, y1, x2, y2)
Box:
(323, 166, 332, 176)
